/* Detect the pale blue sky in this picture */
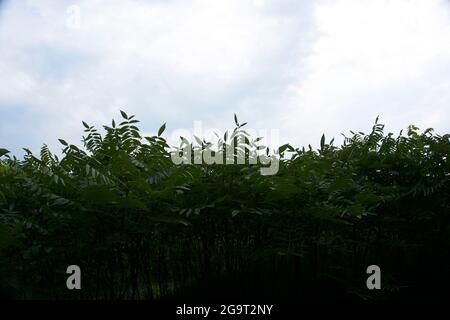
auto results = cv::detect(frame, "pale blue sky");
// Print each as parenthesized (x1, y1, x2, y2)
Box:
(1, 0, 449, 157)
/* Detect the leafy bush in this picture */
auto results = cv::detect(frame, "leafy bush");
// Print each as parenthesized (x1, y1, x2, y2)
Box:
(0, 112, 449, 299)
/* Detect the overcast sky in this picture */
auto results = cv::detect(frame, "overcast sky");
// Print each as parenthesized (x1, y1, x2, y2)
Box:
(1, 0, 449, 156)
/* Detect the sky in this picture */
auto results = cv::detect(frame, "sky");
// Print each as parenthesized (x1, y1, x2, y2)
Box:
(0, 0, 449, 157)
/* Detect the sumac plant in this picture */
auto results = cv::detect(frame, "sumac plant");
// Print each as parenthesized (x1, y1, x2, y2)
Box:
(0, 112, 449, 299)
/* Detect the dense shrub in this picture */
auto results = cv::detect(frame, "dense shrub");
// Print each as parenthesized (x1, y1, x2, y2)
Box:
(0, 112, 449, 299)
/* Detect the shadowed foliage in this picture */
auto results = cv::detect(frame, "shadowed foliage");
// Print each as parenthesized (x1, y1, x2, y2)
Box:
(0, 112, 449, 299)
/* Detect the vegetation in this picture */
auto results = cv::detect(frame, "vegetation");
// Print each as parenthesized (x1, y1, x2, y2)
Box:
(0, 111, 449, 299)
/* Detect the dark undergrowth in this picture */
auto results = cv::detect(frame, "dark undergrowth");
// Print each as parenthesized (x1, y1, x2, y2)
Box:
(0, 112, 449, 300)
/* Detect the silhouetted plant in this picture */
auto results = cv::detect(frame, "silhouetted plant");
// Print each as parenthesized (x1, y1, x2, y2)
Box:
(0, 112, 449, 299)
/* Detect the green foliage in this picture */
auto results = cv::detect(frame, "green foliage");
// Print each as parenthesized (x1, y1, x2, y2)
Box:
(0, 112, 449, 299)
(0, 148, 9, 157)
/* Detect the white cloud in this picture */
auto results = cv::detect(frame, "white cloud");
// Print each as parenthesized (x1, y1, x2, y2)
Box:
(283, 0, 450, 146)
(1, 0, 308, 154)
(0, 0, 448, 156)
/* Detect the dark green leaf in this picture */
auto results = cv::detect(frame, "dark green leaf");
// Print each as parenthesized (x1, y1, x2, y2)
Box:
(0, 148, 10, 157)
(158, 123, 166, 136)
(120, 110, 128, 119)
(58, 139, 68, 146)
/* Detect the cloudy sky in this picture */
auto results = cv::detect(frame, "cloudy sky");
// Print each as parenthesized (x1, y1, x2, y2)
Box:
(1, 0, 449, 156)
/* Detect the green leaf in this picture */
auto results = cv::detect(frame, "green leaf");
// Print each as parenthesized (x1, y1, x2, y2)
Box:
(58, 139, 68, 146)
(158, 123, 166, 136)
(344, 204, 364, 217)
(0, 148, 10, 157)
(278, 144, 293, 154)
(354, 193, 381, 204)
(320, 134, 325, 151)
(120, 110, 128, 119)
(82, 121, 89, 129)
(234, 113, 239, 126)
